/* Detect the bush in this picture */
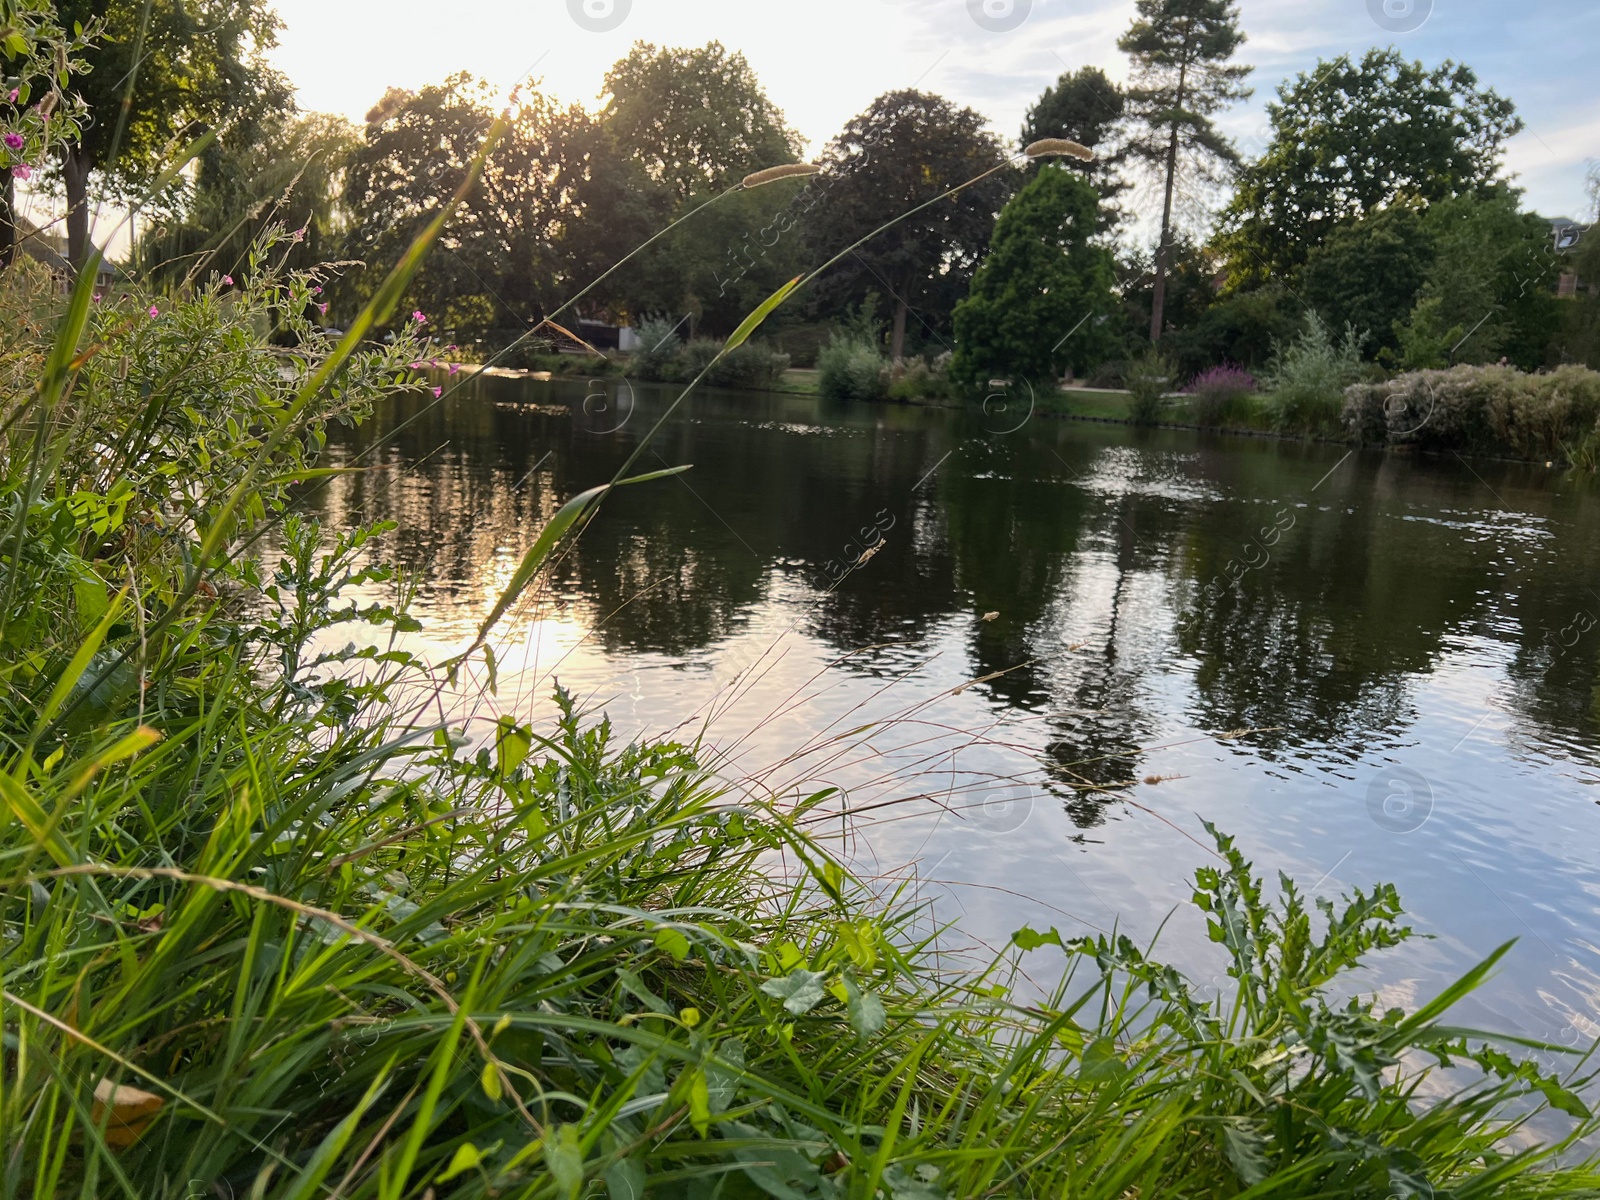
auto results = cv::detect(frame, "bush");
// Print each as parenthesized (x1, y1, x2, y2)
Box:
(680, 338, 792, 390)
(1345, 363, 1600, 459)
(631, 313, 685, 381)
(1086, 358, 1130, 389)
(1126, 349, 1174, 424)
(1263, 312, 1366, 435)
(1185, 363, 1257, 427)
(886, 356, 952, 402)
(817, 336, 888, 401)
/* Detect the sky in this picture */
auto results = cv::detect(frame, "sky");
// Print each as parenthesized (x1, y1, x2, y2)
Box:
(266, 0, 1598, 223)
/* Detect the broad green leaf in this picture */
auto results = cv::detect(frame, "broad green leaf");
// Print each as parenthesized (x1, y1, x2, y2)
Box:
(761, 968, 827, 1016)
(545, 1124, 585, 1199)
(1079, 1036, 1126, 1083)
(438, 1142, 484, 1182)
(653, 926, 690, 962)
(1011, 925, 1066, 952)
(495, 715, 530, 775)
(616, 967, 673, 1015)
(842, 975, 887, 1040)
(37, 585, 128, 732)
(604, 1157, 646, 1200)
(835, 919, 878, 970)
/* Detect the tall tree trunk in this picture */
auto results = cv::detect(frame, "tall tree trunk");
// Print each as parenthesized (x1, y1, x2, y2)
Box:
(0, 174, 14, 270)
(1149, 60, 1188, 345)
(63, 143, 93, 271)
(890, 297, 909, 367)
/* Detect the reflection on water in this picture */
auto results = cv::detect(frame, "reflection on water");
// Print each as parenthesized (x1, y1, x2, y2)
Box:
(300, 372, 1600, 1048)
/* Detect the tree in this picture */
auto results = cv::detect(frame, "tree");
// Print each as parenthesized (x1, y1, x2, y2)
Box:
(343, 75, 589, 343)
(1392, 187, 1562, 371)
(806, 90, 1013, 364)
(1, 1, 92, 268)
(622, 182, 810, 337)
(599, 41, 801, 204)
(140, 111, 358, 286)
(1298, 204, 1435, 359)
(1020, 66, 1126, 221)
(1118, 0, 1251, 344)
(53, 0, 288, 268)
(1218, 49, 1522, 284)
(951, 166, 1118, 385)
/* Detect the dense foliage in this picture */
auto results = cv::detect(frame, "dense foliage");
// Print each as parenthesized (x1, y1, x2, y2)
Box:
(950, 166, 1118, 385)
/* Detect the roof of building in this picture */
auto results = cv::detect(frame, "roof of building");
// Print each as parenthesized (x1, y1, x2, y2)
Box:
(13, 214, 118, 281)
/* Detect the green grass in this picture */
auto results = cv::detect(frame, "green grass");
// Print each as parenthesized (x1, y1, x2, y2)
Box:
(4, 181, 1600, 1200)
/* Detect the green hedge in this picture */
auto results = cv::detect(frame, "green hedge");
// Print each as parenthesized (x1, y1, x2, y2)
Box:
(1345, 364, 1600, 459)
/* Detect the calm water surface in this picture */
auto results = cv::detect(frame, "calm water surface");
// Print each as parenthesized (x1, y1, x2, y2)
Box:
(304, 374, 1600, 1048)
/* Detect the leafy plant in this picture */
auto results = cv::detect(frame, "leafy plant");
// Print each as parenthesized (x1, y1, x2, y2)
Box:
(817, 335, 888, 401)
(630, 312, 685, 380)
(1186, 362, 1257, 426)
(1126, 348, 1174, 424)
(1263, 311, 1366, 435)
(680, 336, 791, 390)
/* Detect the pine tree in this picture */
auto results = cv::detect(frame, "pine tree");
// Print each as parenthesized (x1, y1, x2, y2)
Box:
(1118, 0, 1251, 343)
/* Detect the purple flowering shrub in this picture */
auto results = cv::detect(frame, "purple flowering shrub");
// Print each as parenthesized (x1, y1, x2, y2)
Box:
(1186, 363, 1258, 426)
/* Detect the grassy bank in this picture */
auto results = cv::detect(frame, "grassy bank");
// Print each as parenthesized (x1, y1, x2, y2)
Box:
(8, 236, 1600, 1197)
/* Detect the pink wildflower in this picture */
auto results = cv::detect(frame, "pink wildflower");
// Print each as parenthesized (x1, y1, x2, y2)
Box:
(318, 303, 328, 314)
(2, 133, 22, 151)
(411, 310, 427, 324)
(6, 90, 17, 104)
(10, 164, 30, 181)
(92, 293, 102, 303)
(408, 361, 427, 370)
(431, 386, 443, 398)
(448, 362, 460, 375)
(292, 226, 306, 242)
(311, 286, 321, 295)
(221, 274, 233, 286)
(148, 305, 159, 318)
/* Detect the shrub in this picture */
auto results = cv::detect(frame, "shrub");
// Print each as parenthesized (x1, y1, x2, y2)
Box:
(680, 337, 791, 390)
(817, 336, 888, 401)
(1345, 363, 1600, 458)
(886, 356, 951, 402)
(1086, 358, 1131, 389)
(1186, 363, 1257, 427)
(631, 313, 685, 381)
(1126, 349, 1174, 424)
(1263, 312, 1366, 435)
(1491, 365, 1600, 459)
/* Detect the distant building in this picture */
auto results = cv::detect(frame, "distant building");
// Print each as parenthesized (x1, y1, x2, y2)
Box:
(12, 214, 118, 291)
(1549, 217, 1587, 253)
(571, 319, 641, 353)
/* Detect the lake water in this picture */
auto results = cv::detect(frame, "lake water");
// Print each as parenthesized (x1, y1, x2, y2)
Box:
(304, 373, 1600, 1054)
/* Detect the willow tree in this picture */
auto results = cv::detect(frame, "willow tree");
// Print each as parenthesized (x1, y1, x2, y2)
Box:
(1118, 0, 1251, 342)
